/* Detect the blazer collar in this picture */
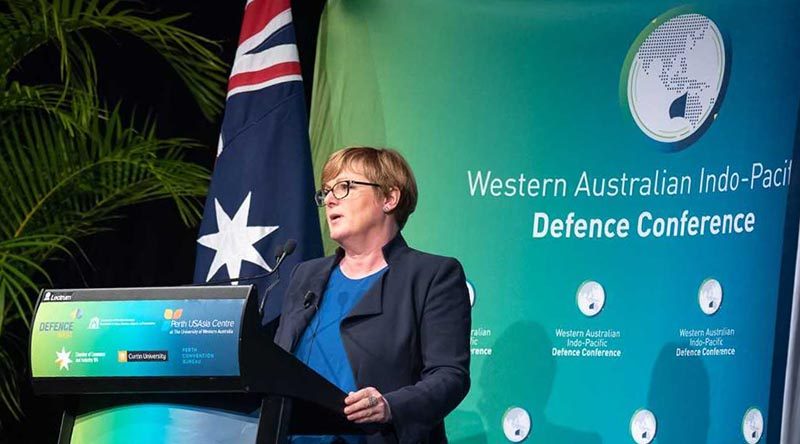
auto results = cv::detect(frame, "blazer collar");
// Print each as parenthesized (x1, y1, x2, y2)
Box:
(284, 233, 408, 351)
(333, 232, 409, 266)
(339, 233, 408, 320)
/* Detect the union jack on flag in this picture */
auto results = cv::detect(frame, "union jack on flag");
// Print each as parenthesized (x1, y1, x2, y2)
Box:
(193, 0, 323, 321)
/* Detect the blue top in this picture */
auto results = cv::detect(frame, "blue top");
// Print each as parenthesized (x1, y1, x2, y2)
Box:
(291, 265, 387, 444)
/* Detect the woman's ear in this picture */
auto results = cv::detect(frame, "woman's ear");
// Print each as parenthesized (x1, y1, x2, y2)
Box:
(383, 187, 401, 212)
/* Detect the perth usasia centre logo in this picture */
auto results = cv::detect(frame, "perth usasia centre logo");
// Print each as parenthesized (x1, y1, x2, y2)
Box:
(162, 308, 184, 331)
(621, 7, 728, 149)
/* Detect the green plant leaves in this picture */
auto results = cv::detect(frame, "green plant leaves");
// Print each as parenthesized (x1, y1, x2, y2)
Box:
(0, 0, 227, 423)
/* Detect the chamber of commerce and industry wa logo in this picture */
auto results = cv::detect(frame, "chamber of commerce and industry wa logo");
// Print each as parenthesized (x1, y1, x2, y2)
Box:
(621, 8, 728, 149)
(55, 347, 72, 371)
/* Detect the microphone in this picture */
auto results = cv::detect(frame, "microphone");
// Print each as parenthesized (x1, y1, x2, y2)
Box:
(195, 238, 298, 286)
(300, 290, 320, 366)
(273, 244, 285, 260)
(283, 239, 297, 257)
(257, 239, 298, 318)
(303, 291, 317, 309)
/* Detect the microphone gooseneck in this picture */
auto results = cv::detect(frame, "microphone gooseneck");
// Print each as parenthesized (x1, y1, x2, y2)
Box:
(194, 238, 298, 287)
(257, 239, 298, 318)
(283, 239, 297, 257)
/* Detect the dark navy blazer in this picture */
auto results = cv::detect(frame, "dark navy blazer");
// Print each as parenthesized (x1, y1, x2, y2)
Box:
(274, 234, 471, 444)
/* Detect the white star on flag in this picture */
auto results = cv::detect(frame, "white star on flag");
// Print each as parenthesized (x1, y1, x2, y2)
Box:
(197, 192, 278, 284)
(55, 347, 72, 371)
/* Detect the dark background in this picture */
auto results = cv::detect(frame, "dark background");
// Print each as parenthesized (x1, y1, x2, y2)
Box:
(1, 1, 323, 442)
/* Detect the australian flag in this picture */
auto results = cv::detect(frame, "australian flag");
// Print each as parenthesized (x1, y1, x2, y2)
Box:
(193, 0, 323, 321)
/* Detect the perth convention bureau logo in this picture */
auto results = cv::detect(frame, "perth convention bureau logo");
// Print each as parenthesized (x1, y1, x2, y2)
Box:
(621, 7, 727, 149)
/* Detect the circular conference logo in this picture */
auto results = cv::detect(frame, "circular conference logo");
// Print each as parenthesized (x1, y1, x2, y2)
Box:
(576, 280, 605, 317)
(742, 407, 764, 444)
(466, 279, 476, 307)
(502, 407, 531, 442)
(630, 409, 657, 444)
(622, 8, 727, 148)
(698, 278, 723, 315)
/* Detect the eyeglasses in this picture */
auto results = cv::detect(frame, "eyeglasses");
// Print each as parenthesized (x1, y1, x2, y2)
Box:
(314, 180, 382, 207)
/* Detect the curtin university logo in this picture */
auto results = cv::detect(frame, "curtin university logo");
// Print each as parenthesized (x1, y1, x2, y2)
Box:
(621, 7, 728, 149)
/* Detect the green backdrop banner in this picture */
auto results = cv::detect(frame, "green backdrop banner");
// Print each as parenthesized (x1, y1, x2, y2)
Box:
(310, 1, 800, 443)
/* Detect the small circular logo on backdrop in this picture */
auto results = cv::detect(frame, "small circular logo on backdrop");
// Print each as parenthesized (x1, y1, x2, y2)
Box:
(466, 280, 476, 307)
(742, 407, 764, 443)
(576, 281, 605, 317)
(502, 407, 531, 442)
(630, 409, 657, 444)
(622, 8, 727, 148)
(698, 278, 723, 315)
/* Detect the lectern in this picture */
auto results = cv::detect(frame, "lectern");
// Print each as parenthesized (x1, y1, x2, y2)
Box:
(29, 286, 372, 443)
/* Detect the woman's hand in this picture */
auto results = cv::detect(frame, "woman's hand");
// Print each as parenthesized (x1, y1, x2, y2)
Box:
(344, 387, 391, 424)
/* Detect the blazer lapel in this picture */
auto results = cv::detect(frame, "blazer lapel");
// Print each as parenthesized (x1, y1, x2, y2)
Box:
(343, 271, 385, 321)
(342, 234, 408, 322)
(284, 256, 337, 351)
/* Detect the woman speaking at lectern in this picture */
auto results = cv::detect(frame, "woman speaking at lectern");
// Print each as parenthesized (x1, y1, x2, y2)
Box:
(274, 147, 471, 444)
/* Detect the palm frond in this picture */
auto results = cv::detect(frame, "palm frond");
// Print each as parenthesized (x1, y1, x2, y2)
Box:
(0, 0, 224, 425)
(0, 82, 99, 133)
(0, 108, 210, 241)
(0, 106, 210, 325)
(0, 0, 228, 120)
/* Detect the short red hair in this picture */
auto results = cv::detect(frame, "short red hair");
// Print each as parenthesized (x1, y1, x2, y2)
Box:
(321, 147, 418, 229)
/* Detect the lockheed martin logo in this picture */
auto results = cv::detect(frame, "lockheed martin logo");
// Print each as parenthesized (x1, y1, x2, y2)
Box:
(621, 8, 728, 149)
